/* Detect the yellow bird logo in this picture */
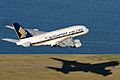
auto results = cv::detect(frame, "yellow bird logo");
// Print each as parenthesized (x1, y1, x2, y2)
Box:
(19, 27, 26, 38)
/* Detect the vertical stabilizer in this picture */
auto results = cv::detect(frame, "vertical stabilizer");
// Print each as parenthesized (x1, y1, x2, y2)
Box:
(13, 23, 32, 39)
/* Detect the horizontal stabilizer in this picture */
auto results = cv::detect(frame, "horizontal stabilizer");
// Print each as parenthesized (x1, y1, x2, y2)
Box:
(5, 25, 46, 36)
(5, 25, 14, 30)
(1, 38, 19, 43)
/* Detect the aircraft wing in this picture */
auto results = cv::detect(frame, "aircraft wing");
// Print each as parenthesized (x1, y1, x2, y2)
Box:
(54, 37, 76, 47)
(93, 61, 119, 68)
(57, 37, 75, 47)
(5, 25, 46, 36)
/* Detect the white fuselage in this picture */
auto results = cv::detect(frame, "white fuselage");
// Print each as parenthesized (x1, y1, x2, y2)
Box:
(16, 25, 89, 46)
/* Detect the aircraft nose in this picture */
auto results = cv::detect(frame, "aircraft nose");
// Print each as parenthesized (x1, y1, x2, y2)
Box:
(83, 27, 89, 34)
(86, 28, 89, 33)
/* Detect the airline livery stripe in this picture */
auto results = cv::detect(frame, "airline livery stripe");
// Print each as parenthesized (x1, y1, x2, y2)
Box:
(31, 30, 84, 45)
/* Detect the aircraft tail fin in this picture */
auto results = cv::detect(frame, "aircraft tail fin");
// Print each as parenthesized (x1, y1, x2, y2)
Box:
(12, 23, 32, 39)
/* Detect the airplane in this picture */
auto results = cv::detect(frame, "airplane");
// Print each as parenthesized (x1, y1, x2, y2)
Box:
(1, 23, 89, 48)
(47, 58, 119, 76)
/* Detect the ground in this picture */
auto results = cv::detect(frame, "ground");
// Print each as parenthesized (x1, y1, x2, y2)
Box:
(0, 54, 119, 80)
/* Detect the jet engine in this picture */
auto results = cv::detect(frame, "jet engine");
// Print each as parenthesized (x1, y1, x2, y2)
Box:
(74, 39, 82, 48)
(22, 42, 31, 47)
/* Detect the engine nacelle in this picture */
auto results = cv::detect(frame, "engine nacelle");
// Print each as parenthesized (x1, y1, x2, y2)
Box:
(22, 42, 31, 47)
(33, 29, 39, 31)
(74, 39, 82, 48)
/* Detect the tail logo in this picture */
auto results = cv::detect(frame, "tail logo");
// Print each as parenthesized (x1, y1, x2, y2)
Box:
(19, 27, 26, 38)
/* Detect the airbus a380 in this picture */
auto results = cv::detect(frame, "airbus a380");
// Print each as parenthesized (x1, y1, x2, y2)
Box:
(2, 23, 89, 48)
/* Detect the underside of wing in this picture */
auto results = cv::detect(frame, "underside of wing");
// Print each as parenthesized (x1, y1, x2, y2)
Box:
(54, 37, 82, 48)
(55, 37, 75, 47)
